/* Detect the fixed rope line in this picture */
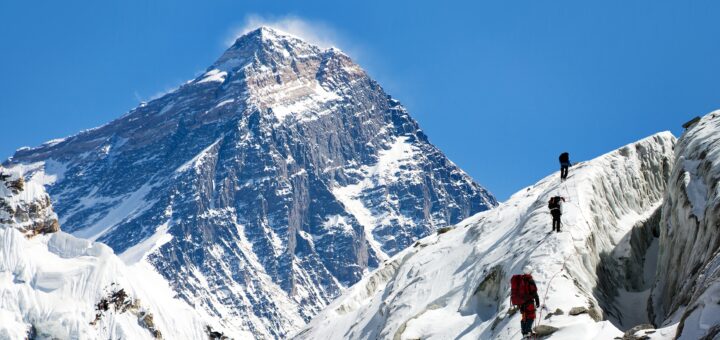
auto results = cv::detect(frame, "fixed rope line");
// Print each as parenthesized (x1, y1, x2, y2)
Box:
(534, 177, 595, 337)
(534, 252, 573, 335)
(511, 174, 596, 339)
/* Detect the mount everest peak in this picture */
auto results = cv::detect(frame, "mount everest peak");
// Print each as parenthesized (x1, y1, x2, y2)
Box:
(4, 26, 496, 338)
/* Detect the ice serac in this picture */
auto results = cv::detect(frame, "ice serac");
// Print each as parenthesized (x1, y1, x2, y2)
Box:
(296, 133, 675, 340)
(0, 166, 213, 340)
(652, 111, 720, 339)
(4, 27, 496, 338)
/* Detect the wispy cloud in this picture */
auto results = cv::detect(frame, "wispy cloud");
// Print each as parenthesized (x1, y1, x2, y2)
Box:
(132, 82, 187, 104)
(228, 15, 341, 49)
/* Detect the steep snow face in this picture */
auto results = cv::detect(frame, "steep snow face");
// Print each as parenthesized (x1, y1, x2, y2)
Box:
(296, 132, 675, 340)
(4, 27, 496, 338)
(652, 111, 720, 339)
(0, 168, 216, 340)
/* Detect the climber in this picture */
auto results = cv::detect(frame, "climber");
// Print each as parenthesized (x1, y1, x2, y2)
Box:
(548, 196, 565, 232)
(511, 266, 540, 338)
(559, 152, 571, 180)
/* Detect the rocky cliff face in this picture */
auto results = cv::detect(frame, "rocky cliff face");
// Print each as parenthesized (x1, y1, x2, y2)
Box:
(5, 27, 496, 338)
(652, 111, 720, 339)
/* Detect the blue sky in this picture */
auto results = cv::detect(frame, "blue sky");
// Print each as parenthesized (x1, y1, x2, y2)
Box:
(1, 1, 717, 200)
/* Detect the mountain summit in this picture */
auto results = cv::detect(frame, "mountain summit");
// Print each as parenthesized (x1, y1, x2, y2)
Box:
(6, 27, 496, 338)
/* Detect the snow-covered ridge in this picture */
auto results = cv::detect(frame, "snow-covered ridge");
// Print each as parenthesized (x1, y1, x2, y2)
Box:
(297, 132, 676, 339)
(0, 168, 220, 339)
(652, 111, 720, 339)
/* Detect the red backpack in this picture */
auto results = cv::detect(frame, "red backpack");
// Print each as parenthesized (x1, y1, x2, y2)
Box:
(510, 274, 534, 306)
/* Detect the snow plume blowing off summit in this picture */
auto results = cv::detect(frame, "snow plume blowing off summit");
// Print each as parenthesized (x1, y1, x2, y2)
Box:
(4, 27, 496, 338)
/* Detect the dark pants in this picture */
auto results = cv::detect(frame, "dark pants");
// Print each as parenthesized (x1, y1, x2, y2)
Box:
(521, 318, 534, 335)
(552, 212, 561, 232)
(560, 163, 569, 180)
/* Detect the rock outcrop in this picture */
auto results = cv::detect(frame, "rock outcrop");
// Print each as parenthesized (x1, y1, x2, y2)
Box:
(0, 166, 59, 236)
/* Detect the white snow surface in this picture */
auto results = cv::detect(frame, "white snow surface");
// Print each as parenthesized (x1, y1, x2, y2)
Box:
(249, 75, 341, 124)
(0, 228, 212, 339)
(0, 169, 222, 340)
(5, 160, 67, 188)
(197, 69, 228, 84)
(332, 136, 424, 261)
(297, 132, 676, 340)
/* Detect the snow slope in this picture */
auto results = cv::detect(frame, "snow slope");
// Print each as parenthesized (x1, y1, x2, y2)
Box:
(652, 111, 720, 339)
(296, 132, 676, 340)
(0, 166, 224, 339)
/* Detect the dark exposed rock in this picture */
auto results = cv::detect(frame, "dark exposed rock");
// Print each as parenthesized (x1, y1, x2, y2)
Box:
(205, 325, 229, 340)
(534, 325, 559, 336)
(91, 285, 163, 339)
(620, 324, 654, 339)
(545, 308, 564, 320)
(7, 177, 24, 193)
(0, 170, 59, 237)
(4, 27, 496, 338)
(569, 306, 588, 316)
(25, 324, 37, 340)
(436, 227, 453, 235)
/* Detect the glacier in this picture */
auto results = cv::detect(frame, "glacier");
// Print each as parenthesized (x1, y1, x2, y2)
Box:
(296, 132, 677, 339)
(652, 112, 720, 339)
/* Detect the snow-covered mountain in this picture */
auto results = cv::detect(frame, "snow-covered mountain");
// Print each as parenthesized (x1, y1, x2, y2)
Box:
(651, 112, 720, 339)
(4, 27, 496, 338)
(0, 166, 221, 339)
(296, 132, 678, 339)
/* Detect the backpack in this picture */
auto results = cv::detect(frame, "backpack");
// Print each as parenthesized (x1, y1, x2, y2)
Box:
(548, 197, 559, 210)
(511, 274, 532, 306)
(559, 152, 569, 163)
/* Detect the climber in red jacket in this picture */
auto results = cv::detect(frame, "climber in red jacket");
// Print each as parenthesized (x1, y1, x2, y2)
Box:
(511, 266, 540, 338)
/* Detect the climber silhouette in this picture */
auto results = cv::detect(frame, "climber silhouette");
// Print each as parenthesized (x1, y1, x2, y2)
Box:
(511, 266, 540, 338)
(559, 152, 570, 180)
(548, 196, 565, 232)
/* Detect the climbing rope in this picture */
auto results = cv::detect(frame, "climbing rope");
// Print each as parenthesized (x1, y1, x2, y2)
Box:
(508, 172, 597, 339)
(534, 252, 573, 334)
(533, 174, 595, 337)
